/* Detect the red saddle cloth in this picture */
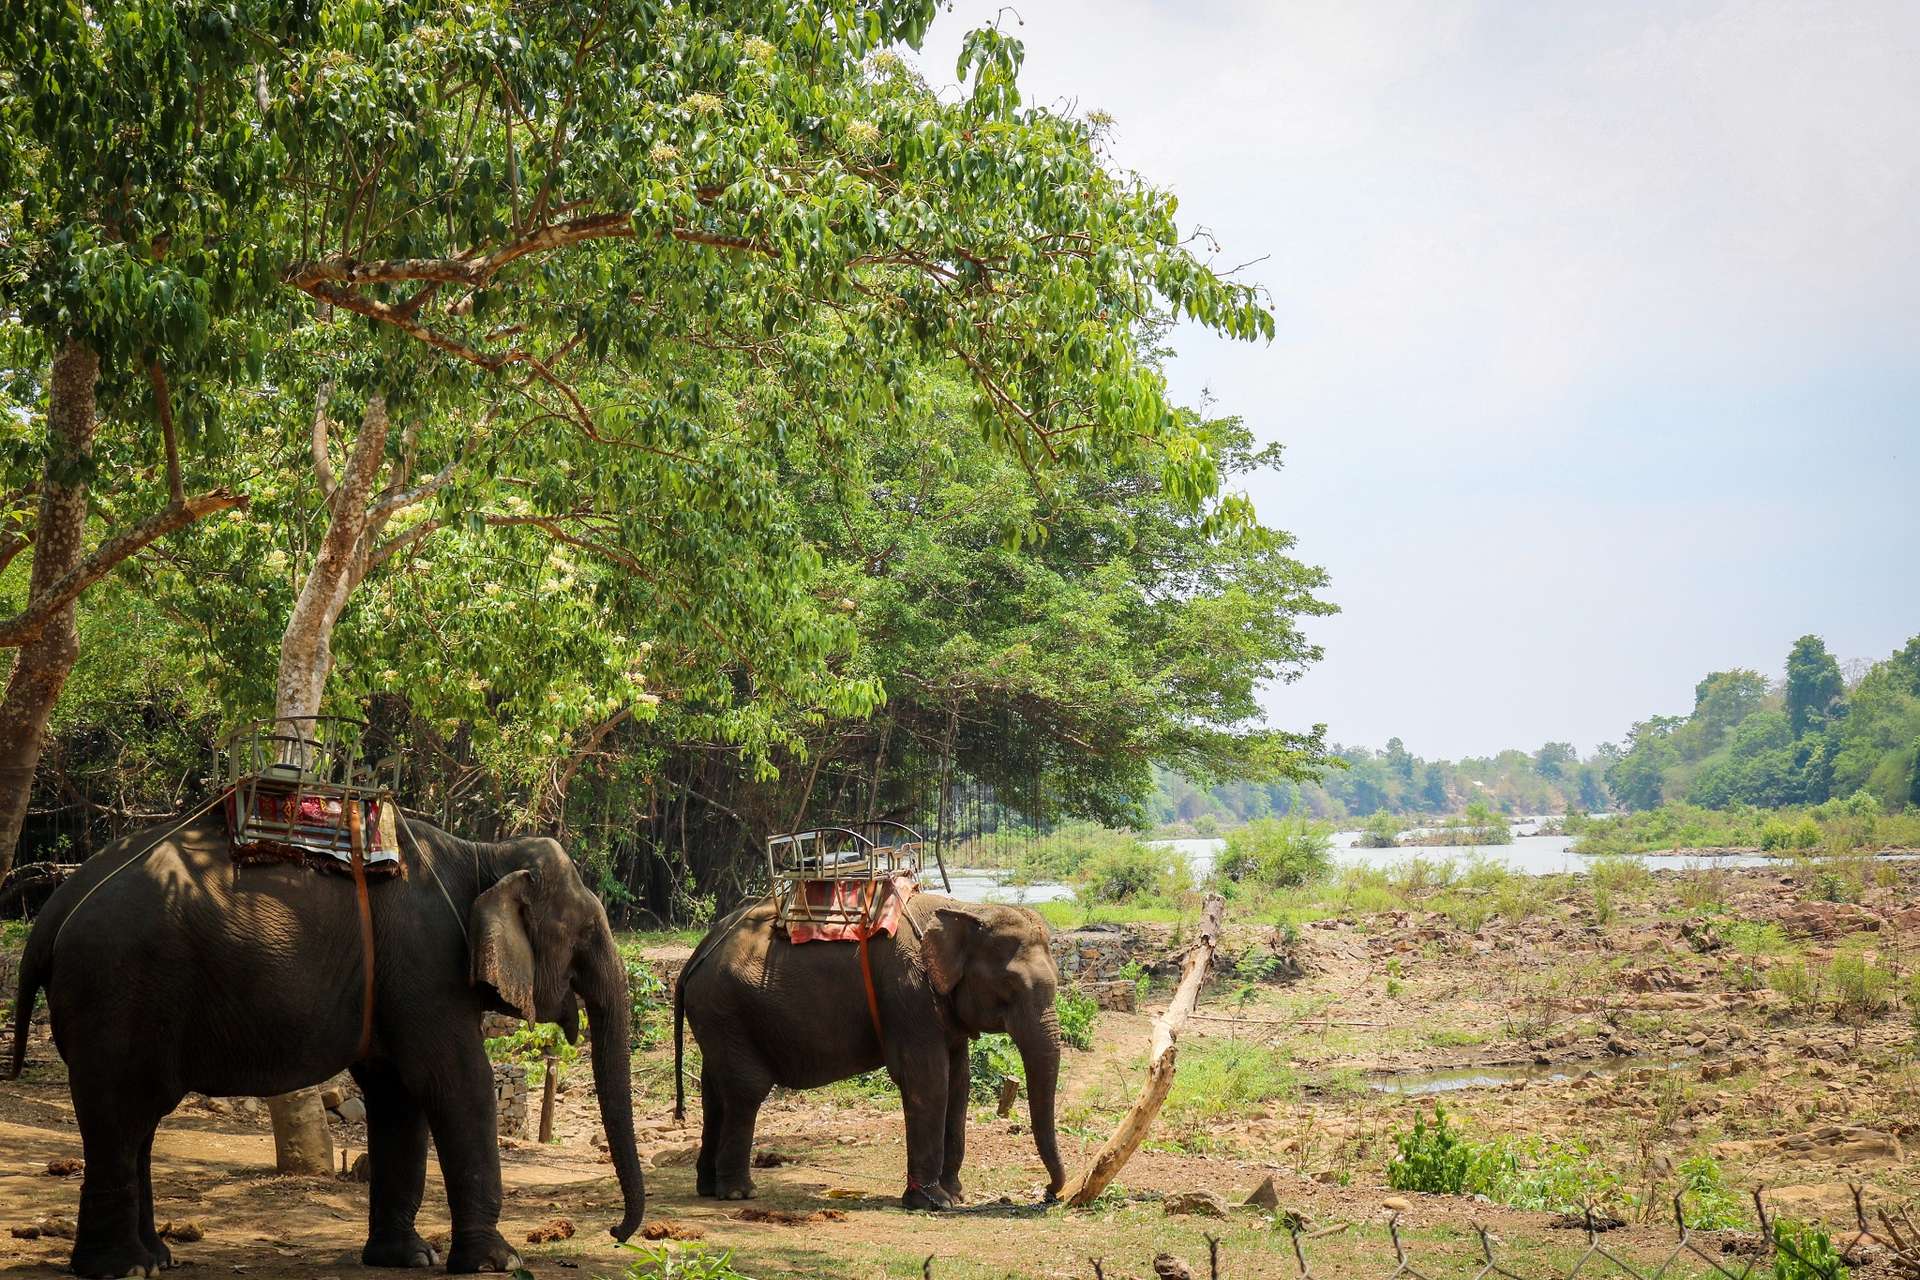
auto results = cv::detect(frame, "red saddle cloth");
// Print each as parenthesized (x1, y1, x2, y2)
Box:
(225, 781, 401, 873)
(784, 873, 918, 943)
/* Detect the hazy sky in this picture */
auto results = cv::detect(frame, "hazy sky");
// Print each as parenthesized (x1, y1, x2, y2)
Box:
(917, 1, 1920, 760)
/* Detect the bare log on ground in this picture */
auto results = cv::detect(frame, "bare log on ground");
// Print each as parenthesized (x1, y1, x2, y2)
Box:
(1061, 892, 1225, 1207)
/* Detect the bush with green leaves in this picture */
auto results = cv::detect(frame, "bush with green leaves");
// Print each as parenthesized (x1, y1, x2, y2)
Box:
(621, 1241, 749, 1280)
(1676, 1155, 1748, 1229)
(1771, 1219, 1849, 1280)
(1387, 1104, 1475, 1194)
(1075, 839, 1188, 904)
(1828, 947, 1894, 1025)
(967, 1033, 1023, 1102)
(1056, 988, 1098, 1051)
(1215, 816, 1333, 890)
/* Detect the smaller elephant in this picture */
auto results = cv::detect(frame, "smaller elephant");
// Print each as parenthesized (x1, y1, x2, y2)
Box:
(674, 894, 1065, 1208)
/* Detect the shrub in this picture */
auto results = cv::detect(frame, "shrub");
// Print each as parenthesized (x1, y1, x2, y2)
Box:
(1056, 988, 1098, 1051)
(1829, 948, 1894, 1025)
(1076, 838, 1188, 903)
(1358, 811, 1402, 849)
(1117, 959, 1151, 1006)
(968, 1034, 1023, 1102)
(1217, 816, 1333, 889)
(1770, 960, 1821, 1014)
(1771, 1219, 1849, 1280)
(1387, 1104, 1477, 1195)
(1676, 1154, 1748, 1229)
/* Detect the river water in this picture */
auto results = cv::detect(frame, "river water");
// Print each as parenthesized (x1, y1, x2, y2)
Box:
(942, 818, 1808, 906)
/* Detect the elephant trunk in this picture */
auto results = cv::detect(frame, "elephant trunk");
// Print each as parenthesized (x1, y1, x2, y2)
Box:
(1010, 1000, 1066, 1199)
(581, 931, 646, 1240)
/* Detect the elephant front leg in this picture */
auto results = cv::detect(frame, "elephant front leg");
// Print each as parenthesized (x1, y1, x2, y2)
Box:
(939, 1041, 969, 1204)
(891, 1045, 952, 1211)
(354, 1063, 438, 1268)
(417, 1047, 521, 1274)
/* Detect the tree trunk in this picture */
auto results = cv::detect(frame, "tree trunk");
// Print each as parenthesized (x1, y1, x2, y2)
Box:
(263, 392, 389, 1175)
(1061, 892, 1224, 1206)
(0, 340, 99, 880)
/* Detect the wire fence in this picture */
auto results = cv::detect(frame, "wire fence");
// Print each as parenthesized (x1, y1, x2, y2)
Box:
(1071, 1187, 1919, 1280)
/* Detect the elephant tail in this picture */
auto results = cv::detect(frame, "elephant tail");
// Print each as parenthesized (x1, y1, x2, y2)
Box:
(7, 922, 49, 1080)
(672, 971, 686, 1122)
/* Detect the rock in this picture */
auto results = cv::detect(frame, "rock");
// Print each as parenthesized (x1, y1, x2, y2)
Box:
(1162, 1191, 1230, 1218)
(44, 1157, 82, 1177)
(162, 1221, 204, 1243)
(1604, 1036, 1637, 1056)
(1153, 1254, 1194, 1280)
(525, 1219, 574, 1244)
(1778, 903, 1880, 940)
(320, 1087, 346, 1110)
(651, 1144, 700, 1166)
(1766, 1183, 1890, 1225)
(34, 1216, 76, 1240)
(1776, 1126, 1904, 1166)
(333, 1097, 367, 1126)
(233, 1097, 261, 1119)
(202, 1097, 232, 1116)
(1382, 1197, 1413, 1215)
(1244, 1176, 1281, 1211)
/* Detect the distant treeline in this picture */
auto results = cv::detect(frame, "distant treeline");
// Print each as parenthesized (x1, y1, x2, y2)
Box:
(1155, 633, 1920, 824)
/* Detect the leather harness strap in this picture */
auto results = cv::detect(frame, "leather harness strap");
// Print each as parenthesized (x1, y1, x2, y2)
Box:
(348, 801, 377, 1060)
(857, 879, 886, 1046)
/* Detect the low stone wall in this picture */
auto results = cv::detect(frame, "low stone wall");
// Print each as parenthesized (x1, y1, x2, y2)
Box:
(494, 1062, 528, 1138)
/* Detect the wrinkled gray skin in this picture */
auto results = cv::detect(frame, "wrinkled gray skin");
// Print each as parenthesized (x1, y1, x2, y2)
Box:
(675, 896, 1065, 1209)
(6, 815, 644, 1279)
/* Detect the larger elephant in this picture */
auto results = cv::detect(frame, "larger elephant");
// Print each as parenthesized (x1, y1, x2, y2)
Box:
(674, 895, 1065, 1209)
(6, 813, 645, 1279)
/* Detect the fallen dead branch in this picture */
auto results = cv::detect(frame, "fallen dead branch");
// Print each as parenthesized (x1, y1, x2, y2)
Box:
(1062, 892, 1225, 1207)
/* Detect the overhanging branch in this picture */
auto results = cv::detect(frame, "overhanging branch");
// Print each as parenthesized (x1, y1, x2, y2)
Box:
(0, 490, 248, 648)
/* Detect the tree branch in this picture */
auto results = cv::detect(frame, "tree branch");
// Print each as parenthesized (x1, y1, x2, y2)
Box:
(0, 490, 248, 648)
(148, 362, 185, 505)
(311, 379, 338, 503)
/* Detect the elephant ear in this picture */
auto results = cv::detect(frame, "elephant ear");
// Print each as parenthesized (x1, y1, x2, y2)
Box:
(922, 907, 977, 995)
(471, 869, 539, 1021)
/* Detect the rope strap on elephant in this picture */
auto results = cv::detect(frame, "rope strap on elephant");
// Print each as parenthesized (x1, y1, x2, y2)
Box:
(348, 799, 377, 1060)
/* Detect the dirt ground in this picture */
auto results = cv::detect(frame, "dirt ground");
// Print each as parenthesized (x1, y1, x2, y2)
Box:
(4, 861, 1917, 1280)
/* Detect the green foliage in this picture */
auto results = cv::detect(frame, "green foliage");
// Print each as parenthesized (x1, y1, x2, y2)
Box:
(1075, 839, 1188, 905)
(967, 1034, 1023, 1103)
(1771, 1220, 1850, 1280)
(620, 1241, 749, 1280)
(1056, 988, 1098, 1052)
(1676, 1155, 1749, 1230)
(1387, 1104, 1481, 1195)
(1164, 1039, 1298, 1124)
(1358, 810, 1402, 848)
(1216, 815, 1333, 889)
(485, 1022, 578, 1082)
(1117, 960, 1152, 1006)
(1829, 947, 1895, 1026)
(624, 959, 671, 1051)
(1387, 1105, 1617, 1212)
(1770, 960, 1822, 1014)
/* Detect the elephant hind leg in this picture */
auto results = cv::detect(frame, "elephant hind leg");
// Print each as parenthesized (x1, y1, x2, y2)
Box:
(69, 1080, 171, 1278)
(710, 1061, 772, 1201)
(353, 1061, 437, 1268)
(694, 1065, 723, 1198)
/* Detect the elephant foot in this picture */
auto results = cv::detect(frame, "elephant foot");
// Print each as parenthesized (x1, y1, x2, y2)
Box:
(444, 1230, 523, 1275)
(939, 1176, 964, 1205)
(715, 1176, 756, 1201)
(901, 1183, 953, 1212)
(695, 1168, 717, 1198)
(363, 1229, 441, 1268)
(71, 1238, 165, 1279)
(138, 1235, 174, 1270)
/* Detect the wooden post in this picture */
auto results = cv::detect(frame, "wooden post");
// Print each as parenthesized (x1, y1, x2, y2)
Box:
(538, 1055, 558, 1143)
(1062, 892, 1224, 1207)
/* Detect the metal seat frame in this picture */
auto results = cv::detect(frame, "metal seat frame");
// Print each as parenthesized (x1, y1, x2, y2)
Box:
(767, 820, 948, 934)
(215, 715, 400, 861)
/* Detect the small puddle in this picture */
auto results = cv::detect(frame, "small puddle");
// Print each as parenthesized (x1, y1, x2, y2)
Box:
(1365, 1052, 1695, 1096)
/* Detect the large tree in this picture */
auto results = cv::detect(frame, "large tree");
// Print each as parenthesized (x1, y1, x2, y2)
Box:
(1785, 634, 1844, 739)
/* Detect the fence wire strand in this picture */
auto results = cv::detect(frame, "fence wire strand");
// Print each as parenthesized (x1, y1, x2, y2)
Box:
(1105, 1185, 1914, 1280)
